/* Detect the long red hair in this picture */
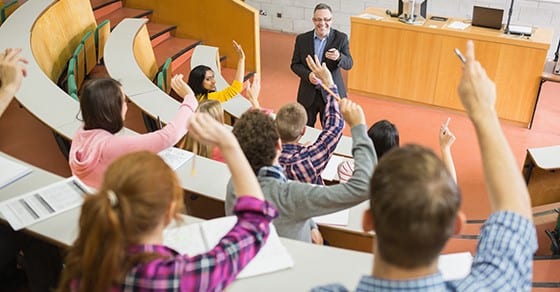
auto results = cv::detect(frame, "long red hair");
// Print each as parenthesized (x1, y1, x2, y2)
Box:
(58, 151, 184, 291)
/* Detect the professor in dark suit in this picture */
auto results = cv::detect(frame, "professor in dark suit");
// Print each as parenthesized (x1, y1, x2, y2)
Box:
(290, 3, 353, 127)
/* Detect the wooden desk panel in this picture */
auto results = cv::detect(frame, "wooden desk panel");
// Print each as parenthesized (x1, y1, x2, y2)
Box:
(350, 8, 552, 126)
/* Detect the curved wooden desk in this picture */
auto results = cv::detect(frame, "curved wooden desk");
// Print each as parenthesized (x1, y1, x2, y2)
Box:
(0, 0, 82, 140)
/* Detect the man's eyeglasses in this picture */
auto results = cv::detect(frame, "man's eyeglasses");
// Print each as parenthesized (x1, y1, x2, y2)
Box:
(312, 17, 332, 22)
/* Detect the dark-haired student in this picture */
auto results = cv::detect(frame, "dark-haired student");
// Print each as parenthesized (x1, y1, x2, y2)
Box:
(69, 78, 197, 188)
(225, 84, 376, 242)
(338, 119, 399, 183)
(58, 113, 277, 291)
(176, 40, 245, 103)
(313, 40, 536, 291)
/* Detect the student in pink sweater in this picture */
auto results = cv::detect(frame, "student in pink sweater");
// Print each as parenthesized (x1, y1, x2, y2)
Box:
(69, 78, 197, 188)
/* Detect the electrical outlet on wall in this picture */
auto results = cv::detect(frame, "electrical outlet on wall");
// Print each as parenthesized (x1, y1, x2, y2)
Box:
(277, 12, 282, 18)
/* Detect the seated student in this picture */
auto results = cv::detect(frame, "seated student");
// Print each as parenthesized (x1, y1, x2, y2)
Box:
(338, 119, 399, 183)
(58, 113, 277, 291)
(439, 118, 457, 182)
(225, 74, 376, 242)
(313, 41, 536, 291)
(277, 55, 344, 185)
(68, 78, 197, 188)
(175, 74, 263, 162)
(177, 99, 226, 161)
(173, 40, 245, 103)
(0, 48, 27, 115)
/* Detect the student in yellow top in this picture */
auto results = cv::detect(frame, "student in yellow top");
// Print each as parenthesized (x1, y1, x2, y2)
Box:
(172, 40, 245, 103)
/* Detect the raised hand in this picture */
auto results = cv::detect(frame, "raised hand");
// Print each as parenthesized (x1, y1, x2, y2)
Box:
(244, 73, 261, 109)
(233, 40, 245, 60)
(457, 41, 497, 124)
(171, 74, 194, 98)
(305, 54, 334, 87)
(339, 98, 365, 128)
(0, 48, 28, 93)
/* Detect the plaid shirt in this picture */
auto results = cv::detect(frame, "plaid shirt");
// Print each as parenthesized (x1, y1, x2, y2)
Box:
(279, 85, 344, 185)
(312, 211, 537, 292)
(89, 197, 277, 292)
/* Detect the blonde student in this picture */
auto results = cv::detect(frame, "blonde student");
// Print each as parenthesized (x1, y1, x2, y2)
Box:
(58, 113, 277, 291)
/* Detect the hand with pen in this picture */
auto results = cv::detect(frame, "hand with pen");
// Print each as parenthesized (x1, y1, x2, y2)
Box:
(439, 117, 457, 182)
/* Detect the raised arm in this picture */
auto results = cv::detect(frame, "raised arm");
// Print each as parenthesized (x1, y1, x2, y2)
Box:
(232, 40, 245, 85)
(188, 113, 263, 200)
(0, 48, 28, 116)
(458, 41, 531, 219)
(302, 55, 344, 172)
(439, 118, 457, 182)
(184, 113, 276, 289)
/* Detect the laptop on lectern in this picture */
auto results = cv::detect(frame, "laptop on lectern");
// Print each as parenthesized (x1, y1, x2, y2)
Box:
(471, 6, 504, 30)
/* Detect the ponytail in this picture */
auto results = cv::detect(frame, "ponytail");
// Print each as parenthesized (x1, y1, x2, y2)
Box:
(58, 190, 126, 291)
(58, 151, 183, 291)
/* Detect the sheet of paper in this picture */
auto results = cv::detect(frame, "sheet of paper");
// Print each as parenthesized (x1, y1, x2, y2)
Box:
(158, 147, 194, 170)
(357, 13, 383, 20)
(447, 21, 470, 30)
(313, 209, 350, 226)
(322, 155, 353, 181)
(438, 252, 473, 280)
(0, 177, 87, 230)
(200, 216, 294, 279)
(163, 222, 207, 256)
(164, 216, 294, 279)
(0, 155, 32, 189)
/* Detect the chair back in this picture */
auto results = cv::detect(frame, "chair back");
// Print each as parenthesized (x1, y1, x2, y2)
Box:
(80, 30, 96, 74)
(95, 19, 110, 64)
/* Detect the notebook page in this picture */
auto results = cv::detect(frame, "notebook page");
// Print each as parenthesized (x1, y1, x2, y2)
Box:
(163, 222, 207, 256)
(0, 155, 32, 189)
(0, 177, 87, 230)
(158, 147, 195, 170)
(200, 216, 294, 279)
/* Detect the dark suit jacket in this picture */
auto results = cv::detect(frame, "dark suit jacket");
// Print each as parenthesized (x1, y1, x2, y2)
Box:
(290, 29, 353, 107)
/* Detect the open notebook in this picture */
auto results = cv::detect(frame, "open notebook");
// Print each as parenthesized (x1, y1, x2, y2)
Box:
(163, 216, 294, 279)
(0, 177, 89, 230)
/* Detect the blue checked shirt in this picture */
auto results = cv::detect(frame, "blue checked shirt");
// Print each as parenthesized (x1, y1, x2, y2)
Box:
(279, 85, 344, 185)
(312, 211, 537, 291)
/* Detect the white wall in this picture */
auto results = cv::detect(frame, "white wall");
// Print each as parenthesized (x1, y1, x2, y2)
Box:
(245, 0, 560, 58)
